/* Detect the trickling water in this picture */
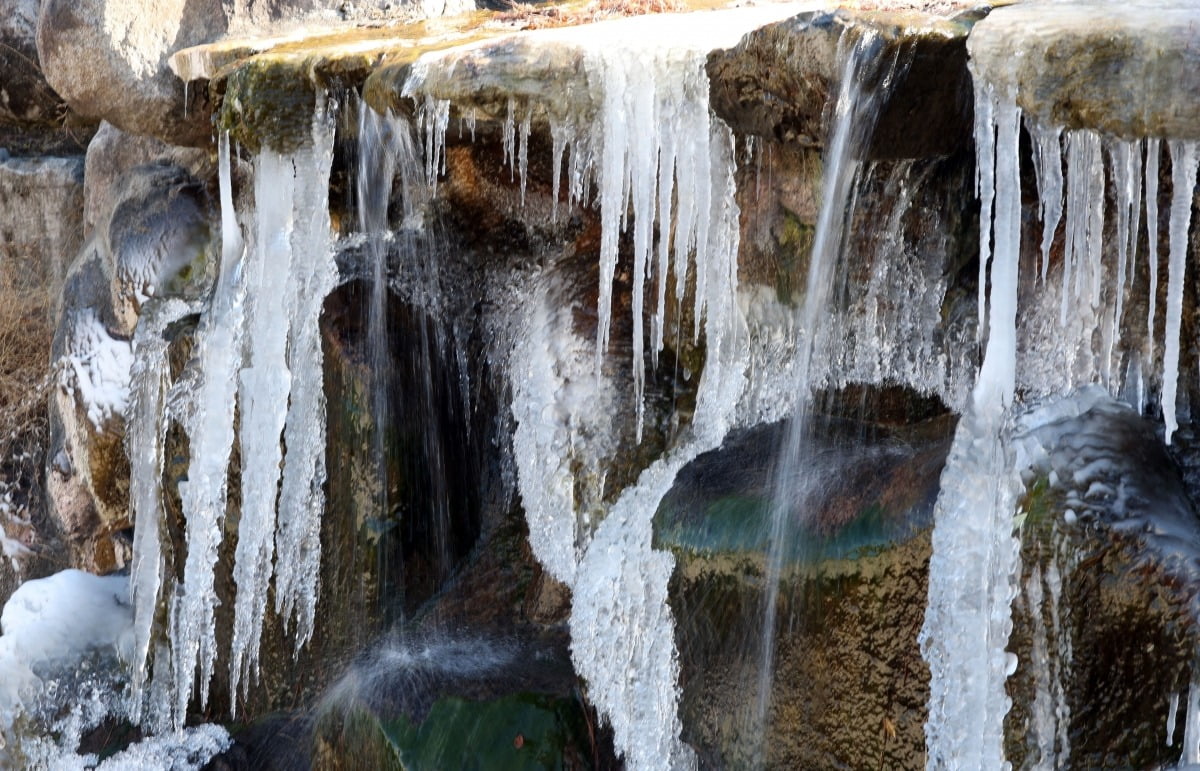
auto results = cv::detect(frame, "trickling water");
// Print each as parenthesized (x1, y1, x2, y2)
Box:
(754, 28, 909, 761)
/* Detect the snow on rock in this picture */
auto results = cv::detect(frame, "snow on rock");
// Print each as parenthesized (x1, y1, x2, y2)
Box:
(0, 570, 132, 735)
(59, 310, 135, 428)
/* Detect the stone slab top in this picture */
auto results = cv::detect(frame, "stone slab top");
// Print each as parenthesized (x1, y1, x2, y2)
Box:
(968, 0, 1200, 140)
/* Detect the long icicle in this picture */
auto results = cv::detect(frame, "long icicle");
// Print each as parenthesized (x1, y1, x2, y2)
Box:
(1162, 140, 1198, 444)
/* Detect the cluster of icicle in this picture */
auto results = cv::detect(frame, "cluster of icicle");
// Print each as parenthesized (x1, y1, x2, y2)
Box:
(921, 57, 1199, 768)
(128, 103, 339, 729)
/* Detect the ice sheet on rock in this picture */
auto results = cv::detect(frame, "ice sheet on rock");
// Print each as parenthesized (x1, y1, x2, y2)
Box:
(510, 281, 617, 587)
(60, 309, 135, 428)
(93, 724, 230, 771)
(0, 570, 133, 739)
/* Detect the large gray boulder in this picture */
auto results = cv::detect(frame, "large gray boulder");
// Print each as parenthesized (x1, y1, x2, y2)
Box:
(36, 0, 228, 147)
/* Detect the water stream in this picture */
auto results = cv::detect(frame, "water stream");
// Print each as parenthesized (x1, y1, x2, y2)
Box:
(754, 27, 910, 761)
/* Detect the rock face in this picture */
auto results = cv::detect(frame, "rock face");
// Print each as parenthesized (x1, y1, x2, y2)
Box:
(46, 159, 212, 575)
(968, 1, 1200, 139)
(36, 0, 228, 146)
(84, 121, 212, 232)
(707, 7, 983, 159)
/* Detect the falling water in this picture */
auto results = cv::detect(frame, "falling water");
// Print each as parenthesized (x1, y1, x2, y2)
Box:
(357, 102, 401, 556)
(754, 28, 909, 760)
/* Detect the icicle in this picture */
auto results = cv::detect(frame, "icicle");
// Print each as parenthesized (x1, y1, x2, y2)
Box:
(1169, 691, 1182, 747)
(172, 132, 247, 727)
(467, 107, 476, 142)
(1109, 141, 1135, 375)
(974, 83, 995, 344)
(228, 148, 297, 703)
(1146, 138, 1161, 368)
(1061, 130, 1104, 331)
(420, 95, 450, 188)
(1181, 677, 1200, 765)
(518, 105, 532, 206)
(503, 97, 516, 181)
(128, 298, 192, 722)
(549, 119, 570, 222)
(652, 103, 677, 363)
(921, 87, 1022, 771)
(273, 98, 338, 650)
(1161, 140, 1198, 444)
(1030, 122, 1063, 283)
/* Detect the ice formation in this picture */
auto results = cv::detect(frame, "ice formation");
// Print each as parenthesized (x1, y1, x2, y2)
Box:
(402, 9, 826, 767)
(921, 78, 1023, 771)
(923, 21, 1200, 766)
(130, 105, 339, 727)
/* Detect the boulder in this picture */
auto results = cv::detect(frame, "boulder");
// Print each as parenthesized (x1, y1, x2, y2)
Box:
(36, 0, 228, 147)
(84, 122, 211, 232)
(47, 241, 131, 574)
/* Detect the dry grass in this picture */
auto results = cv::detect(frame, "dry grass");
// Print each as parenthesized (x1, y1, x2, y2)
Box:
(496, 0, 687, 30)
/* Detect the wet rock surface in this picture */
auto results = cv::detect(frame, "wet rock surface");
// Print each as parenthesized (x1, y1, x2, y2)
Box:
(707, 7, 983, 159)
(1006, 393, 1200, 769)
